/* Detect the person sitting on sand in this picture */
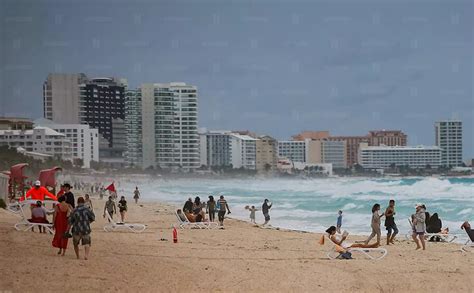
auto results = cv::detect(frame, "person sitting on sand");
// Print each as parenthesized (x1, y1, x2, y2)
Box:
(185, 209, 206, 223)
(30, 201, 52, 233)
(460, 221, 474, 242)
(326, 226, 379, 249)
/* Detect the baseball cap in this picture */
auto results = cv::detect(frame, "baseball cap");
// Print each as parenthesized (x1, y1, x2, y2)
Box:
(34, 180, 41, 186)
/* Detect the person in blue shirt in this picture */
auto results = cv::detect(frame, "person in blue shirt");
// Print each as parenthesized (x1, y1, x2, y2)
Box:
(336, 210, 343, 233)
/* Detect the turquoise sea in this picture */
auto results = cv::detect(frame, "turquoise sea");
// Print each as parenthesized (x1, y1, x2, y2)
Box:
(125, 177, 474, 241)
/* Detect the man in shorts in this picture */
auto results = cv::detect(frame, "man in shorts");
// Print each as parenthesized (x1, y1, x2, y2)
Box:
(384, 199, 398, 245)
(217, 195, 231, 227)
(69, 197, 95, 260)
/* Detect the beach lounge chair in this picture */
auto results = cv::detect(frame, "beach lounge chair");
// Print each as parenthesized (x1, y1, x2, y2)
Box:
(461, 240, 473, 252)
(103, 210, 146, 233)
(327, 244, 387, 260)
(11, 201, 54, 234)
(405, 218, 457, 242)
(175, 211, 219, 229)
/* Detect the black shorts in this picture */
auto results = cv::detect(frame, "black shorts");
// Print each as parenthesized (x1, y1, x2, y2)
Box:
(218, 211, 226, 222)
(264, 213, 270, 221)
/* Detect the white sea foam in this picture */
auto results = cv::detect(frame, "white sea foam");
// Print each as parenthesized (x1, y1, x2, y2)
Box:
(122, 176, 474, 237)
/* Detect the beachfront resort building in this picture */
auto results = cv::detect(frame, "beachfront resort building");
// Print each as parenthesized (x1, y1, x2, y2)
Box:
(292, 130, 407, 167)
(199, 130, 233, 168)
(34, 119, 99, 168)
(0, 126, 72, 161)
(230, 133, 257, 169)
(43, 73, 127, 167)
(358, 144, 441, 169)
(255, 135, 278, 172)
(435, 120, 463, 167)
(125, 82, 199, 170)
(278, 139, 347, 168)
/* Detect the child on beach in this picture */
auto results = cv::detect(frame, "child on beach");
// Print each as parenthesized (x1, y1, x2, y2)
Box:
(336, 210, 343, 233)
(246, 206, 259, 224)
(365, 203, 384, 245)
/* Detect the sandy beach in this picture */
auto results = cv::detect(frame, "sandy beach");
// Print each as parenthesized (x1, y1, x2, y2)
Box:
(0, 198, 472, 293)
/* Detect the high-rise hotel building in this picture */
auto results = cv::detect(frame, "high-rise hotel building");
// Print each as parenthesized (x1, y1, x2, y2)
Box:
(125, 82, 199, 170)
(43, 74, 127, 165)
(435, 120, 463, 167)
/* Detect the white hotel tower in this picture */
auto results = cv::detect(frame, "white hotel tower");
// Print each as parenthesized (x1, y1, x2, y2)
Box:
(435, 120, 463, 167)
(125, 82, 199, 170)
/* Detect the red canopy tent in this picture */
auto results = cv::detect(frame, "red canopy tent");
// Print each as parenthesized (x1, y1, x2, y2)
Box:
(38, 166, 62, 189)
(7, 163, 29, 199)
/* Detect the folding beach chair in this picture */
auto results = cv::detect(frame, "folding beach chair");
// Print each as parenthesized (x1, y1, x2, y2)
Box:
(11, 201, 54, 234)
(103, 210, 146, 233)
(175, 210, 219, 229)
(405, 218, 457, 242)
(327, 245, 387, 260)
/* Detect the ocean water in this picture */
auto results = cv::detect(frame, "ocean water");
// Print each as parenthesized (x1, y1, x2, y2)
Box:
(124, 177, 474, 241)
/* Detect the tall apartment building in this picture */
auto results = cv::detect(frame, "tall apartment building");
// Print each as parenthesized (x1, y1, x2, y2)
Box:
(256, 135, 278, 172)
(327, 136, 368, 167)
(43, 74, 127, 166)
(320, 140, 347, 168)
(34, 118, 99, 168)
(125, 82, 199, 170)
(230, 134, 257, 169)
(200, 131, 232, 167)
(359, 144, 441, 169)
(278, 140, 307, 163)
(0, 126, 72, 161)
(435, 120, 463, 167)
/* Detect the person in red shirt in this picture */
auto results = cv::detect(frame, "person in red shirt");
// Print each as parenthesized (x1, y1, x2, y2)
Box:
(20, 180, 58, 202)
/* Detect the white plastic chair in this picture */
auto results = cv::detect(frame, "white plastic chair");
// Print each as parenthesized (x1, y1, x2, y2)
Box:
(175, 211, 219, 229)
(103, 210, 146, 233)
(327, 245, 387, 260)
(11, 200, 54, 234)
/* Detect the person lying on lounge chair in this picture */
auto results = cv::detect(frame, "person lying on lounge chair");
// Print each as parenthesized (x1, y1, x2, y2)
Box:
(185, 210, 206, 223)
(326, 226, 380, 249)
(177, 209, 188, 222)
(461, 221, 474, 242)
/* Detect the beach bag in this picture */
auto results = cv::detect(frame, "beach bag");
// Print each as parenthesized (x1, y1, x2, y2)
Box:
(339, 251, 352, 259)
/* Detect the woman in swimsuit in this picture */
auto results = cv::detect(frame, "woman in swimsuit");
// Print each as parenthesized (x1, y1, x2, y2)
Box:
(326, 226, 380, 249)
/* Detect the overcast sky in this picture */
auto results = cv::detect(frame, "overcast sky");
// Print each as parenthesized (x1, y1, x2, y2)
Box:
(1, 0, 472, 158)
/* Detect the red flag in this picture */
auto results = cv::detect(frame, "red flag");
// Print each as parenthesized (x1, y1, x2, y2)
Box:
(105, 182, 116, 192)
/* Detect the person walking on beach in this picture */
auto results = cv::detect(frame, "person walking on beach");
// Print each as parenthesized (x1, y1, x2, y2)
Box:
(69, 197, 95, 260)
(52, 196, 72, 256)
(133, 187, 140, 204)
(365, 203, 384, 245)
(61, 183, 75, 209)
(206, 196, 216, 222)
(336, 210, 343, 233)
(262, 199, 272, 226)
(118, 196, 128, 223)
(84, 194, 93, 211)
(385, 199, 398, 245)
(412, 203, 426, 250)
(217, 195, 231, 227)
(103, 196, 116, 221)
